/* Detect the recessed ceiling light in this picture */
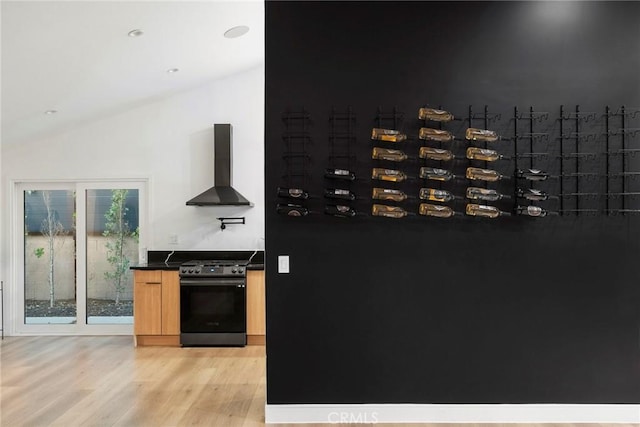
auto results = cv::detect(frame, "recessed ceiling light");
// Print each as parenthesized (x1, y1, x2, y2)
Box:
(167, 68, 180, 74)
(128, 29, 144, 37)
(224, 25, 250, 39)
(44, 110, 57, 115)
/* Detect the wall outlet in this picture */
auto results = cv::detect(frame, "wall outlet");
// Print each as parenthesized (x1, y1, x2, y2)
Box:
(138, 247, 148, 264)
(278, 255, 290, 274)
(168, 234, 179, 245)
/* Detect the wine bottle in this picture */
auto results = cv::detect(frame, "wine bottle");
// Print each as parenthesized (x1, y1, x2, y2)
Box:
(418, 127, 455, 142)
(466, 186, 510, 202)
(418, 146, 455, 161)
(465, 203, 510, 218)
(372, 204, 409, 218)
(277, 187, 309, 200)
(419, 167, 455, 181)
(372, 168, 408, 182)
(465, 167, 508, 182)
(325, 168, 356, 181)
(419, 187, 455, 202)
(325, 204, 357, 218)
(372, 147, 408, 162)
(324, 188, 356, 201)
(466, 147, 506, 162)
(516, 169, 549, 181)
(465, 128, 500, 142)
(517, 205, 553, 217)
(418, 107, 454, 122)
(276, 203, 309, 217)
(516, 188, 552, 201)
(419, 203, 455, 218)
(372, 187, 408, 202)
(371, 128, 407, 142)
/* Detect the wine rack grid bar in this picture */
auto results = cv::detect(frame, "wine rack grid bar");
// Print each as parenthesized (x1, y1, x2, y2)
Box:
(605, 105, 636, 216)
(375, 106, 403, 131)
(468, 105, 494, 188)
(514, 106, 552, 216)
(372, 106, 406, 212)
(419, 105, 438, 192)
(276, 108, 312, 217)
(281, 109, 312, 189)
(327, 106, 356, 169)
(325, 107, 357, 218)
(419, 104, 445, 192)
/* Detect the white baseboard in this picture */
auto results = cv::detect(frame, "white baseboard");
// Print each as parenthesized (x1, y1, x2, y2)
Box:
(265, 403, 640, 424)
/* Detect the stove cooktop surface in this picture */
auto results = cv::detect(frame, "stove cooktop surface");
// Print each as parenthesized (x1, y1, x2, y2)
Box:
(181, 259, 249, 267)
(179, 260, 249, 277)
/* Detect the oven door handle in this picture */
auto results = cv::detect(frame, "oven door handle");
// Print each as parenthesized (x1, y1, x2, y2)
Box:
(179, 279, 245, 287)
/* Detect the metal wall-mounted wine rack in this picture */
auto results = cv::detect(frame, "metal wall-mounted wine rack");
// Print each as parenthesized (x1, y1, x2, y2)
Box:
(558, 105, 601, 216)
(604, 105, 640, 215)
(324, 107, 358, 218)
(514, 106, 554, 216)
(276, 108, 312, 217)
(281, 109, 312, 186)
(417, 104, 462, 216)
(275, 104, 639, 220)
(469, 105, 502, 189)
(426, 104, 458, 192)
(370, 106, 410, 218)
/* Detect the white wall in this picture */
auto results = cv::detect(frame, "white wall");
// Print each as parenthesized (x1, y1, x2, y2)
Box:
(2, 65, 265, 250)
(0, 2, 4, 334)
(0, 7, 3, 333)
(1, 66, 264, 333)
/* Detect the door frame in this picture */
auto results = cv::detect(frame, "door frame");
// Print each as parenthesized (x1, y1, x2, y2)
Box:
(10, 179, 148, 335)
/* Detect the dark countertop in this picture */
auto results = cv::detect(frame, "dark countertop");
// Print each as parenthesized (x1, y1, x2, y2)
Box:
(130, 262, 181, 271)
(130, 262, 264, 270)
(130, 250, 264, 271)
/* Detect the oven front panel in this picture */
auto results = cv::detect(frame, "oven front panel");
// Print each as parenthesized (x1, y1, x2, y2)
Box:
(180, 280, 246, 334)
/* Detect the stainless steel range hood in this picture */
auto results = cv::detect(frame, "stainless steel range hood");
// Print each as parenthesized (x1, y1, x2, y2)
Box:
(186, 124, 251, 206)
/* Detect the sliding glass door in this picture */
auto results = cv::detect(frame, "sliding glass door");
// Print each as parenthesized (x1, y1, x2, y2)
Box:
(84, 188, 139, 325)
(17, 181, 146, 334)
(24, 188, 76, 324)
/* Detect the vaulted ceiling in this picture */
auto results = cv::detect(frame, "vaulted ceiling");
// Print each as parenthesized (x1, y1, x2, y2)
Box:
(1, 1, 264, 145)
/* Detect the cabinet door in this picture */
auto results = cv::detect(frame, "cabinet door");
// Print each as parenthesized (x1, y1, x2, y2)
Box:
(133, 271, 162, 335)
(161, 271, 180, 335)
(246, 270, 266, 335)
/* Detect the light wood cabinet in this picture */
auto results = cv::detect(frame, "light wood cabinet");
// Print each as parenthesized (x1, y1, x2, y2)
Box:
(133, 268, 265, 346)
(246, 270, 266, 345)
(133, 270, 180, 346)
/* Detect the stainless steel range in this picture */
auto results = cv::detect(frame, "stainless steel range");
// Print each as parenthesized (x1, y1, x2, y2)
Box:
(179, 260, 248, 346)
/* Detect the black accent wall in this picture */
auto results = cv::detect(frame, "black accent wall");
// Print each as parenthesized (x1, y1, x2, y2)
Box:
(265, 1, 640, 404)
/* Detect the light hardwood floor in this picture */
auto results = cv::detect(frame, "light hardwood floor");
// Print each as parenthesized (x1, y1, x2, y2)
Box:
(1, 336, 266, 427)
(1, 336, 637, 427)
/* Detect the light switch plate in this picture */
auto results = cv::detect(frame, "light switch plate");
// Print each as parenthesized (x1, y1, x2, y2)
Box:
(278, 255, 290, 273)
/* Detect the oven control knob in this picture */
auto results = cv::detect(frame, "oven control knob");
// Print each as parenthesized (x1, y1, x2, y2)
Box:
(238, 268, 244, 273)
(232, 268, 237, 273)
